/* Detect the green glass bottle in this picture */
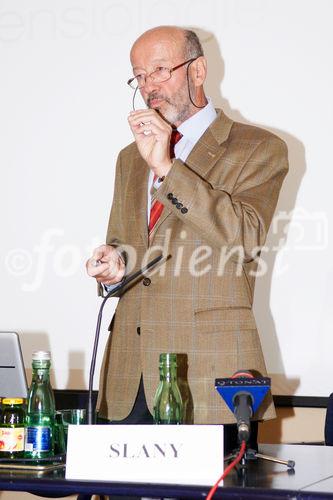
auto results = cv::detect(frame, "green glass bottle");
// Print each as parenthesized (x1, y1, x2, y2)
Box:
(25, 351, 55, 458)
(153, 353, 183, 424)
(0, 398, 26, 459)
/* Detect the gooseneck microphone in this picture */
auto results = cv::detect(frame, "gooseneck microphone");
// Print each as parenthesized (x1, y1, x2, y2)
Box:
(87, 253, 164, 425)
(215, 370, 271, 443)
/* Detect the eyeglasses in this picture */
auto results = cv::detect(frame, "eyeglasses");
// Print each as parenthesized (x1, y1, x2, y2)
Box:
(127, 58, 197, 90)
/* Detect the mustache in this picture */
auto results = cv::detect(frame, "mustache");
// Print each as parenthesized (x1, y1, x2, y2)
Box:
(147, 93, 172, 107)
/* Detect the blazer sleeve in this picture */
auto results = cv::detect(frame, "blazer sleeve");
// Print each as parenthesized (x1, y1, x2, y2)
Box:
(97, 153, 125, 297)
(156, 136, 288, 261)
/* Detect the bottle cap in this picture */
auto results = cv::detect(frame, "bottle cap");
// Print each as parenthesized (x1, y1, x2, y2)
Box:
(32, 350, 51, 361)
(2, 398, 24, 405)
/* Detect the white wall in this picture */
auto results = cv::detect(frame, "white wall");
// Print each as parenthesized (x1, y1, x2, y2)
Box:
(1, 0, 332, 397)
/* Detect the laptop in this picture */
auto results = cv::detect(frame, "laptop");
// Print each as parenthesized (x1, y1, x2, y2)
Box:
(0, 332, 28, 399)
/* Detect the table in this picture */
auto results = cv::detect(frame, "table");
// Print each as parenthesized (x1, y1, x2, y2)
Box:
(1, 444, 333, 499)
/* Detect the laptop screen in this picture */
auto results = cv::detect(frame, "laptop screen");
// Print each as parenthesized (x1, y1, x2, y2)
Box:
(0, 331, 28, 399)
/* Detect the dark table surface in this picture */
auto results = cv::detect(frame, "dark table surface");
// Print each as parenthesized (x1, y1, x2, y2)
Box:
(1, 444, 333, 499)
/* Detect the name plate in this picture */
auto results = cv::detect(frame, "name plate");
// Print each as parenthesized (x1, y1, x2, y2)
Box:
(65, 424, 224, 486)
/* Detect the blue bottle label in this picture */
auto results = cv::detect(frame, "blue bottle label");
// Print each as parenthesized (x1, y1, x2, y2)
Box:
(26, 426, 51, 452)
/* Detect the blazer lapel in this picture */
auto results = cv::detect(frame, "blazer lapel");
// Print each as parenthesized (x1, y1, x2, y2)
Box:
(149, 109, 234, 243)
(132, 156, 149, 247)
(185, 109, 233, 178)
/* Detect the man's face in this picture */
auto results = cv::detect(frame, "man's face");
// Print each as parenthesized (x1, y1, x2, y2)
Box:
(130, 34, 194, 126)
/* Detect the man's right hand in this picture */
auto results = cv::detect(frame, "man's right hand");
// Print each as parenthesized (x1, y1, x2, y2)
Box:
(86, 245, 125, 285)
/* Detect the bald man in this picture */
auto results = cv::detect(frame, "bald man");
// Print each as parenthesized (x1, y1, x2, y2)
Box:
(87, 26, 288, 452)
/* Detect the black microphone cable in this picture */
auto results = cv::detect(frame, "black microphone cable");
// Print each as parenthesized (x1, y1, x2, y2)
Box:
(87, 253, 164, 425)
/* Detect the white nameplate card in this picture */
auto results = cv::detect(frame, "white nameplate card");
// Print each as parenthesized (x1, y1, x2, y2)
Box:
(65, 424, 224, 486)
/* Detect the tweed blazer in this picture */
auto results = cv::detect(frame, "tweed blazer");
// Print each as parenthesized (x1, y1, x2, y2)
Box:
(97, 109, 288, 424)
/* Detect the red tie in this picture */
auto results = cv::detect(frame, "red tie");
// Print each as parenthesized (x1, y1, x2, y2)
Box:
(148, 130, 182, 238)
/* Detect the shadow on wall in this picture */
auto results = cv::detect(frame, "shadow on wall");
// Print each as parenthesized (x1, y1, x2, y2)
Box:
(66, 351, 86, 389)
(18, 332, 86, 390)
(190, 26, 305, 436)
(259, 407, 296, 444)
(19, 330, 54, 387)
(259, 375, 300, 444)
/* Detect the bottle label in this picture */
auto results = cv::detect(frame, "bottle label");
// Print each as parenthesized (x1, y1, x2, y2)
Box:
(25, 426, 51, 452)
(0, 427, 25, 452)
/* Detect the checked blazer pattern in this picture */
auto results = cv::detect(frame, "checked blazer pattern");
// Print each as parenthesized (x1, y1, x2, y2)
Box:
(97, 109, 289, 425)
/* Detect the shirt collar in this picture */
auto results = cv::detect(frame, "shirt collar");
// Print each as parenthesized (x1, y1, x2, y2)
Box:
(177, 97, 217, 144)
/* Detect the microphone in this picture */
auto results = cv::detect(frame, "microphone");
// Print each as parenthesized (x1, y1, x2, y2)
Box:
(215, 370, 271, 443)
(87, 253, 165, 425)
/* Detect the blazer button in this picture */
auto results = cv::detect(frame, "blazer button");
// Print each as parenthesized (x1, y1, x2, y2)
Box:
(137, 327, 141, 335)
(143, 277, 151, 286)
(181, 207, 188, 214)
(176, 202, 183, 209)
(172, 197, 178, 204)
(167, 193, 173, 200)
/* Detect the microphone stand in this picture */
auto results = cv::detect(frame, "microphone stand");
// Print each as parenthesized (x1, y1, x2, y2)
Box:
(87, 254, 164, 425)
(225, 444, 295, 470)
